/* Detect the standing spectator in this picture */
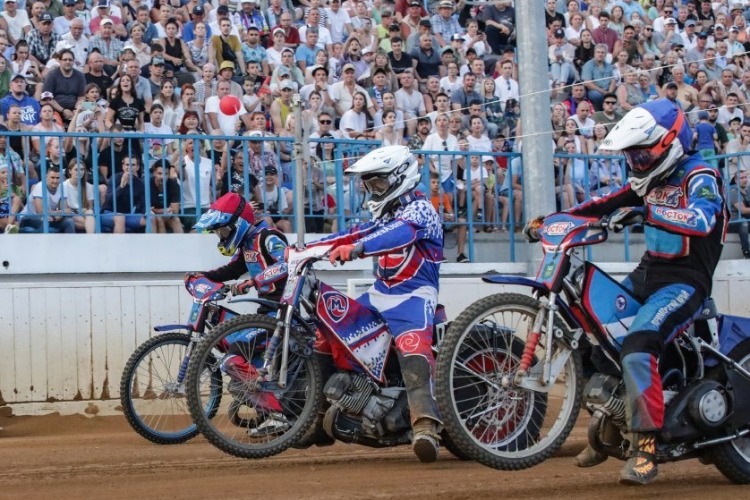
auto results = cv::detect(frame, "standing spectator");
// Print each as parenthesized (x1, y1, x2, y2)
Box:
(693, 109, 719, 168)
(581, 44, 616, 110)
(422, 112, 458, 204)
(62, 158, 94, 233)
(728, 166, 750, 258)
(41, 47, 85, 121)
(205, 79, 251, 135)
(259, 165, 292, 232)
(395, 68, 424, 136)
(149, 161, 183, 233)
(726, 121, 750, 179)
(177, 138, 213, 231)
(105, 74, 145, 131)
(327, 0, 352, 44)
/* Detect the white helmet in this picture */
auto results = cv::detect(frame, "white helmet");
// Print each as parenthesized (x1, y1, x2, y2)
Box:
(347, 145, 420, 219)
(601, 99, 692, 196)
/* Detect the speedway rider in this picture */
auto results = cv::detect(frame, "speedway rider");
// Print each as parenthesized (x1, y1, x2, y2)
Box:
(188, 192, 289, 409)
(304, 145, 445, 463)
(529, 99, 727, 485)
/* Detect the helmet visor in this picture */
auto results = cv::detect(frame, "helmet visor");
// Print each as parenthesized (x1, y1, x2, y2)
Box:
(362, 175, 391, 197)
(623, 146, 659, 174)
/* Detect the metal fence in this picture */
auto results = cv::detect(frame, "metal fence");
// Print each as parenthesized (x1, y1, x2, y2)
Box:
(0, 130, 746, 262)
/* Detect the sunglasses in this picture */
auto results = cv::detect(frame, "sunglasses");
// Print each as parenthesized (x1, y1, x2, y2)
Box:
(319, 119, 331, 124)
(604, 100, 617, 105)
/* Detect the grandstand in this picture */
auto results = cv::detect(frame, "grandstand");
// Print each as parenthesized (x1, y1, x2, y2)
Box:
(0, 0, 749, 261)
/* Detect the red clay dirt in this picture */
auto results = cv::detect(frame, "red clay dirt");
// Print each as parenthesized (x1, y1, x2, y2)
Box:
(0, 412, 745, 499)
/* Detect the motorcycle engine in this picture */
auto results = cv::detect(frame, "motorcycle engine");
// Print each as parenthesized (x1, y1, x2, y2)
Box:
(324, 373, 411, 440)
(583, 373, 627, 428)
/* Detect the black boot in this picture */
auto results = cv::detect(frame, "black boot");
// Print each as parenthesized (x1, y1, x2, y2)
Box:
(398, 353, 443, 463)
(620, 432, 658, 485)
(293, 353, 336, 449)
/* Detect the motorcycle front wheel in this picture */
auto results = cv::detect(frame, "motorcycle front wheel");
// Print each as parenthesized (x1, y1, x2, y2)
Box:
(120, 332, 222, 444)
(185, 314, 322, 459)
(436, 292, 582, 470)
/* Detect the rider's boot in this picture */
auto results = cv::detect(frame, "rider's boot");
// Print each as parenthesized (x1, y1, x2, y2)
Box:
(399, 353, 442, 463)
(293, 352, 336, 449)
(575, 445, 608, 468)
(619, 432, 658, 485)
(223, 354, 283, 413)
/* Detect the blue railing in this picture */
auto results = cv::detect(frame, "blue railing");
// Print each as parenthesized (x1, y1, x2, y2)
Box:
(0, 130, 744, 262)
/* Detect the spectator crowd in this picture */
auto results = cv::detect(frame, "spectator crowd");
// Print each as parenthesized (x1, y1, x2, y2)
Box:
(0, 0, 750, 260)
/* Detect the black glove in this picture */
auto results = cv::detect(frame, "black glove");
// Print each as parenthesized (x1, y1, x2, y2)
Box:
(184, 271, 203, 286)
(607, 207, 645, 233)
(522, 216, 545, 243)
(230, 279, 254, 296)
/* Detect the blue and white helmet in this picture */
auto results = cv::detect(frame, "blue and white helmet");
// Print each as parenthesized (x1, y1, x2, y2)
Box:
(346, 145, 420, 219)
(601, 99, 692, 196)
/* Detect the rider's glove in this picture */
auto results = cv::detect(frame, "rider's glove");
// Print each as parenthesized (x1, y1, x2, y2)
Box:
(608, 207, 645, 233)
(184, 271, 203, 285)
(329, 243, 362, 264)
(230, 279, 255, 296)
(522, 216, 545, 243)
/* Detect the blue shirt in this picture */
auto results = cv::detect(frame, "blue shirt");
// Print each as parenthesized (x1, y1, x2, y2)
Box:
(294, 43, 321, 67)
(581, 59, 615, 93)
(695, 121, 716, 151)
(182, 21, 212, 43)
(0, 93, 41, 126)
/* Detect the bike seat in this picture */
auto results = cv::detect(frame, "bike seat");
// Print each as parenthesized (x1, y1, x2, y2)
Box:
(695, 298, 718, 321)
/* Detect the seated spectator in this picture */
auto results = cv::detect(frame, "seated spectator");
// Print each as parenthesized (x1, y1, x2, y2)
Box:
(615, 67, 647, 113)
(62, 158, 95, 233)
(339, 91, 373, 138)
(153, 79, 183, 131)
(581, 44, 616, 110)
(218, 142, 260, 200)
(31, 103, 65, 160)
(592, 92, 623, 126)
(161, 18, 198, 86)
(394, 69, 424, 136)
(98, 123, 142, 182)
(728, 166, 750, 258)
(557, 118, 590, 155)
(374, 109, 403, 146)
(177, 83, 204, 129)
(205, 79, 252, 135)
(569, 99, 596, 138)
(259, 165, 292, 233)
(549, 28, 577, 88)
(718, 92, 744, 127)
(149, 160, 183, 233)
(0, 163, 23, 233)
(144, 103, 175, 151)
(18, 166, 75, 233)
(330, 62, 376, 117)
(100, 156, 146, 233)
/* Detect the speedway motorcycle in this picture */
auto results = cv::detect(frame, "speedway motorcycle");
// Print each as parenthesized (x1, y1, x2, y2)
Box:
(434, 212, 750, 482)
(120, 276, 232, 444)
(184, 244, 468, 460)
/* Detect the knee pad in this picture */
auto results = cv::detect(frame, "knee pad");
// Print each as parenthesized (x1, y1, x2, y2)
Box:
(620, 330, 664, 360)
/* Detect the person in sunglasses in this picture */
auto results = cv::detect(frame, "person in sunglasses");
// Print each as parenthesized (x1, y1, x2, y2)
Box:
(544, 98, 727, 485)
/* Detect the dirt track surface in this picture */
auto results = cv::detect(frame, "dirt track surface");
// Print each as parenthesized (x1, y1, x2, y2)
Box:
(0, 413, 746, 499)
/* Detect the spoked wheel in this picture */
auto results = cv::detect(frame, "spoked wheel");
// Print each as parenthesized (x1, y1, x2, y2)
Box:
(120, 332, 222, 444)
(185, 314, 322, 459)
(436, 293, 582, 470)
(707, 340, 750, 483)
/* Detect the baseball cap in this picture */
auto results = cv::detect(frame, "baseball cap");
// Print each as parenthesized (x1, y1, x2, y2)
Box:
(216, 5, 229, 14)
(482, 156, 494, 164)
(441, 45, 454, 54)
(713, 24, 725, 31)
(279, 80, 294, 90)
(10, 73, 24, 81)
(151, 56, 164, 66)
(666, 81, 678, 89)
(342, 63, 356, 73)
(310, 64, 328, 76)
(192, 5, 204, 15)
(277, 66, 291, 76)
(121, 44, 135, 53)
(40, 11, 53, 23)
(553, 28, 565, 38)
(273, 27, 285, 36)
(409, 0, 421, 6)
(265, 166, 278, 175)
(419, 19, 432, 27)
(731, 26, 741, 33)
(438, 0, 453, 8)
(731, 3, 744, 11)
(281, 47, 294, 55)
(665, 17, 677, 25)
(686, 19, 696, 27)
(100, 17, 114, 26)
(450, 34, 464, 42)
(361, 47, 372, 55)
(40, 91, 54, 100)
(63, 0, 75, 6)
(219, 60, 235, 71)
(97, 0, 108, 7)
(697, 31, 708, 38)
(698, 110, 709, 120)
(381, 9, 393, 17)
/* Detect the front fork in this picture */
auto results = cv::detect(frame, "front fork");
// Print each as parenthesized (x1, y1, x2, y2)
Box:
(259, 304, 295, 388)
(514, 292, 578, 389)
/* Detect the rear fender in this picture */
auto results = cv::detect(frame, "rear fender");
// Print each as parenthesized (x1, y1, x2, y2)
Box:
(481, 274, 579, 330)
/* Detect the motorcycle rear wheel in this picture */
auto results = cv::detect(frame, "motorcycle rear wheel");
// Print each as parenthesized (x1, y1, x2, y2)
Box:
(185, 314, 322, 459)
(707, 339, 750, 484)
(436, 293, 582, 470)
(120, 332, 222, 444)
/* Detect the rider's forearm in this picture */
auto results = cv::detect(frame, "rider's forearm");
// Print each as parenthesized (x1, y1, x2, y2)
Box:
(203, 258, 248, 283)
(567, 184, 642, 218)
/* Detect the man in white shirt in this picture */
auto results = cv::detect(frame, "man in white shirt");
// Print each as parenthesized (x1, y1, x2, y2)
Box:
(59, 17, 89, 70)
(422, 112, 459, 203)
(2, 0, 31, 45)
(325, 0, 351, 44)
(569, 100, 596, 138)
(298, 8, 332, 54)
(205, 79, 251, 135)
(329, 63, 375, 117)
(494, 59, 519, 110)
(394, 69, 425, 137)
